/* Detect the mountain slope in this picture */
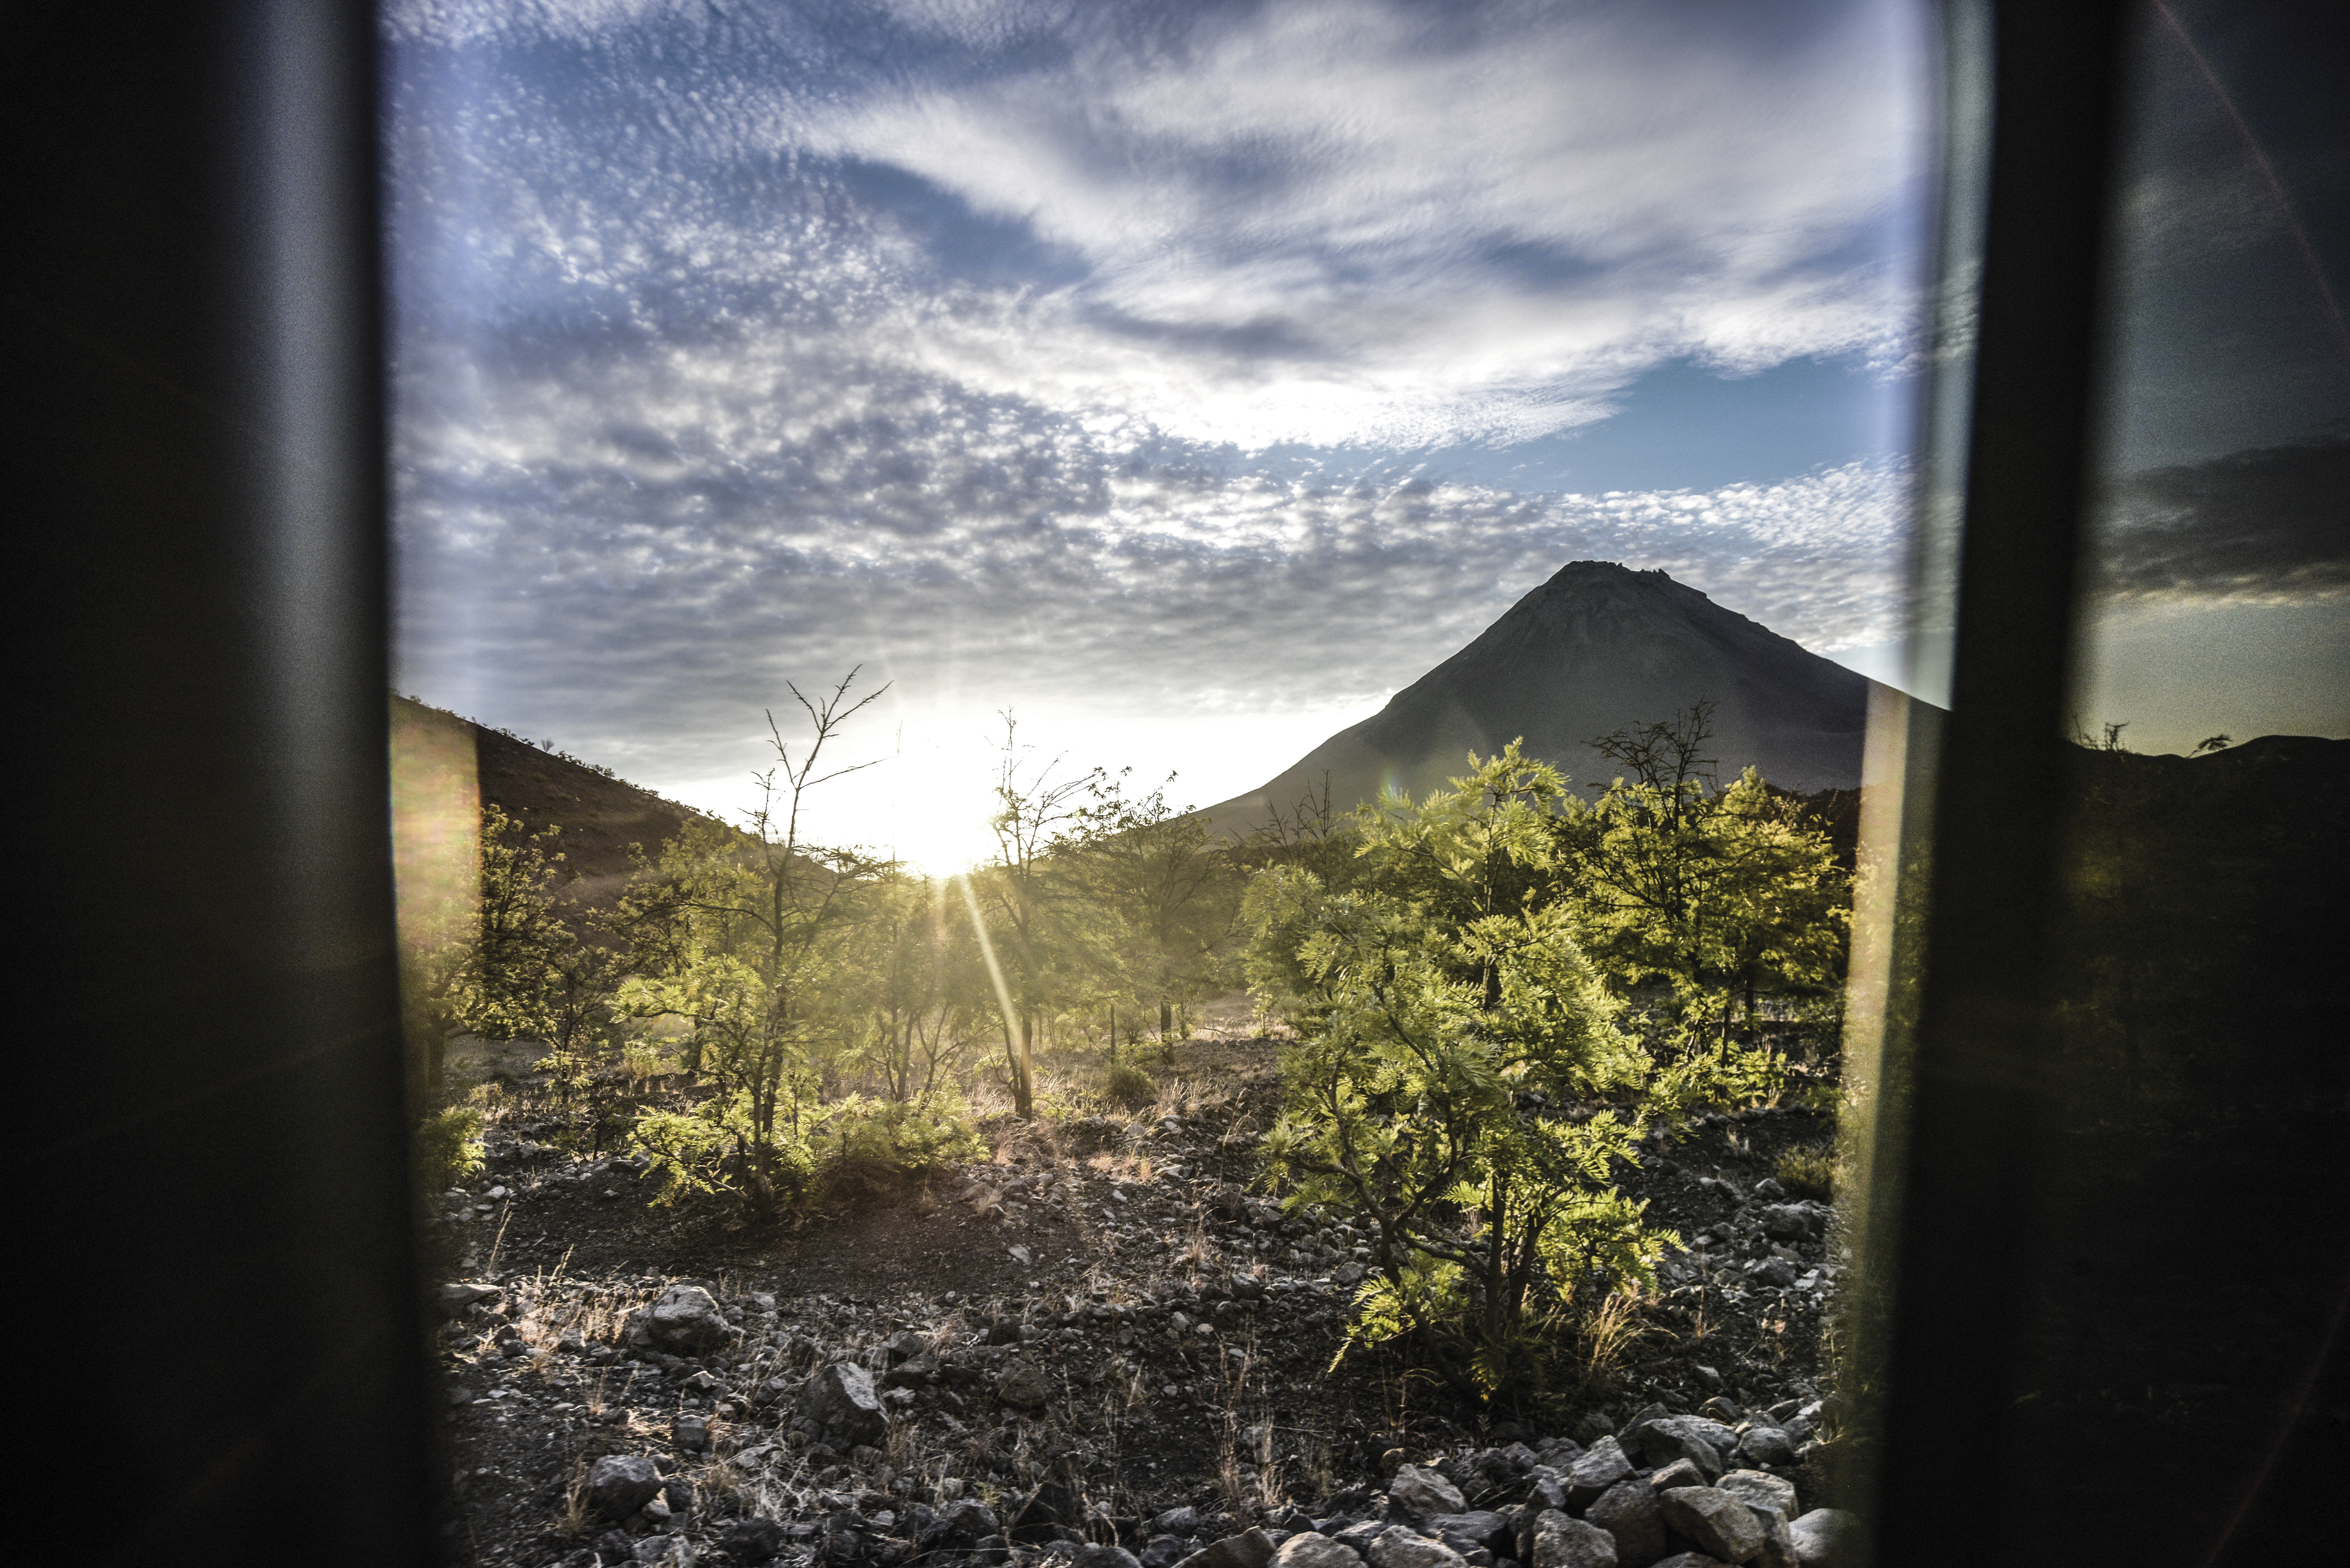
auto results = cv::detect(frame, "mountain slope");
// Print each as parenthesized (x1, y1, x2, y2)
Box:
(390, 693, 711, 914)
(1209, 561, 1901, 832)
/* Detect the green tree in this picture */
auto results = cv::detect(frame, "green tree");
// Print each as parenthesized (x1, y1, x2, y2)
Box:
(845, 870, 992, 1104)
(1067, 773, 1240, 1050)
(612, 673, 887, 1216)
(1247, 744, 1717, 1398)
(1556, 704, 1847, 1050)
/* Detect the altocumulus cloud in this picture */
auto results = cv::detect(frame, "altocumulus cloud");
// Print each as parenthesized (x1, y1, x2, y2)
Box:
(384, 0, 1931, 811)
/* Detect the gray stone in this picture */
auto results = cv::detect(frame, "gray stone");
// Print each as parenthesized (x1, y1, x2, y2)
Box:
(1389, 1465, 1469, 1518)
(1275, 1536, 1361, 1568)
(1335, 1521, 1389, 1555)
(673, 1413, 710, 1451)
(936, 1501, 1003, 1542)
(1155, 1507, 1204, 1536)
(1784, 1511, 1858, 1568)
(1524, 1469, 1570, 1515)
(586, 1454, 663, 1519)
(1565, 1437, 1633, 1505)
(1367, 1527, 1469, 1568)
(1526, 1514, 1616, 1568)
(1647, 1459, 1706, 1492)
(1634, 1419, 1731, 1482)
(1656, 1490, 1764, 1565)
(1712, 1473, 1796, 1525)
(1750, 1258, 1798, 1290)
(800, 1362, 889, 1447)
(1734, 1426, 1796, 1468)
(997, 1361, 1053, 1408)
(720, 1519, 789, 1567)
(1077, 1550, 1146, 1568)
(439, 1282, 499, 1309)
(883, 1329, 932, 1363)
(643, 1286, 736, 1354)
(1199, 1531, 1278, 1568)
(1583, 1479, 1665, 1568)
(1426, 1514, 1512, 1557)
(883, 1353, 938, 1391)
(1757, 1206, 1810, 1241)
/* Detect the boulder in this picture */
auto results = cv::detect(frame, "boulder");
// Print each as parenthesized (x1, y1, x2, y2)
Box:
(1759, 1206, 1812, 1242)
(1785, 1511, 1859, 1568)
(1275, 1535, 1365, 1568)
(1734, 1427, 1796, 1468)
(1389, 1465, 1469, 1518)
(1425, 1513, 1512, 1557)
(1633, 1419, 1732, 1481)
(1647, 1460, 1706, 1492)
(642, 1286, 736, 1355)
(1565, 1437, 1634, 1505)
(1584, 1479, 1666, 1568)
(722, 1518, 787, 1565)
(673, 1413, 710, 1451)
(1199, 1528, 1278, 1568)
(1367, 1526, 1470, 1568)
(1712, 1472, 1796, 1525)
(800, 1362, 888, 1447)
(1155, 1507, 1204, 1536)
(1077, 1549, 1146, 1568)
(1526, 1472, 1571, 1515)
(997, 1361, 1053, 1409)
(1656, 1489, 1765, 1565)
(1648, 1557, 1729, 1568)
(586, 1454, 663, 1519)
(1522, 1514, 1616, 1568)
(1527, 1513, 1618, 1568)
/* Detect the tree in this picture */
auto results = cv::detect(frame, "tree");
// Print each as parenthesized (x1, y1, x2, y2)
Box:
(612, 672, 887, 1216)
(845, 870, 991, 1105)
(1246, 744, 1698, 1398)
(1555, 704, 1848, 1050)
(969, 713, 1099, 1117)
(1066, 773, 1240, 1049)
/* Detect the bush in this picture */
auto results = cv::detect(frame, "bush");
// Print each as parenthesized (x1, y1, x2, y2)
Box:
(416, 1104, 486, 1191)
(819, 1093, 986, 1196)
(1775, 1140, 1837, 1199)
(1104, 1060, 1158, 1111)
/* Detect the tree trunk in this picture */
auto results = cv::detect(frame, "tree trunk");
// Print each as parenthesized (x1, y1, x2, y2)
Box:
(1159, 997, 1173, 1043)
(1108, 1003, 1117, 1064)
(1015, 1014, 1035, 1119)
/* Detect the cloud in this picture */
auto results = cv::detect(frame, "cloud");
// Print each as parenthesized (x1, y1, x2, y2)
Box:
(384, 0, 1933, 451)
(2091, 431, 2350, 603)
(382, 0, 1931, 831)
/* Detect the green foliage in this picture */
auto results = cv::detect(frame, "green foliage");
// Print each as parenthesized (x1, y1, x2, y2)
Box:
(609, 674, 890, 1217)
(416, 1104, 486, 1191)
(1775, 1140, 1838, 1199)
(1104, 1059, 1160, 1111)
(817, 1090, 986, 1195)
(1248, 743, 1682, 1399)
(1554, 704, 1849, 1050)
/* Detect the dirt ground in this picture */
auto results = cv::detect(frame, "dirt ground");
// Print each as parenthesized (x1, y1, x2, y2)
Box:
(426, 1035, 1845, 1567)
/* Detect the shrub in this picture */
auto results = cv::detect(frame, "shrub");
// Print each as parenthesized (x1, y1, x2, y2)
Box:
(1775, 1140, 1837, 1199)
(1104, 1059, 1159, 1111)
(819, 1092, 986, 1197)
(416, 1104, 486, 1191)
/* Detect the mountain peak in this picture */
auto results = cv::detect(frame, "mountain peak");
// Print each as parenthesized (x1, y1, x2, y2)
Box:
(1208, 560, 1892, 831)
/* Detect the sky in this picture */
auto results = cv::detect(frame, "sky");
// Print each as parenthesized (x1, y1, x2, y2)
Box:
(2068, 1, 2350, 757)
(383, 0, 1943, 871)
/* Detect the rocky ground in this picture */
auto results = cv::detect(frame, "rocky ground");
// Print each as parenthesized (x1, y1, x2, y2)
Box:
(429, 1039, 1857, 1568)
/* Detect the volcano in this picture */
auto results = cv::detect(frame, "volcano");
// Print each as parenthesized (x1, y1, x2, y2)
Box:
(1208, 561, 1903, 831)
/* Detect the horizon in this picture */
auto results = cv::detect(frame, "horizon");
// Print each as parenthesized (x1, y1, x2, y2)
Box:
(385, 0, 2344, 873)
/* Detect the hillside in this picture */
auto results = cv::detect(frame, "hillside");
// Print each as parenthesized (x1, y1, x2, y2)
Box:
(390, 693, 712, 915)
(1209, 561, 1911, 834)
